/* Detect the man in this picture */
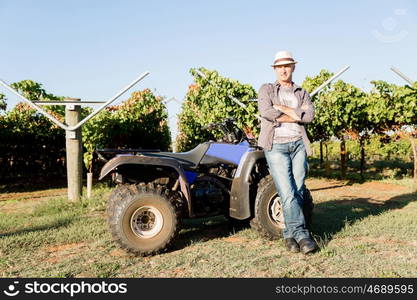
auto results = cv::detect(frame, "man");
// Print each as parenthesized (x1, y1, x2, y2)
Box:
(257, 50, 318, 254)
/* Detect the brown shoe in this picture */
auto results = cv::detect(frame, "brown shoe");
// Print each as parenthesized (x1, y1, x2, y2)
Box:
(284, 238, 300, 253)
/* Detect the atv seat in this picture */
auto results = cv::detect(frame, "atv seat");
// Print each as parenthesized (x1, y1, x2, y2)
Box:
(147, 142, 210, 169)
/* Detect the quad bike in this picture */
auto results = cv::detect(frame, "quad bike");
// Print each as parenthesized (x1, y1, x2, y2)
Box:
(98, 118, 313, 255)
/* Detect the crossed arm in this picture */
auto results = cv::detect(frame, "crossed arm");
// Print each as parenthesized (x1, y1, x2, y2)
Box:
(257, 84, 314, 124)
(273, 104, 301, 123)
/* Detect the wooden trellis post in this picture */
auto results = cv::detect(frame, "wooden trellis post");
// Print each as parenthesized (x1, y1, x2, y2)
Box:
(65, 98, 83, 201)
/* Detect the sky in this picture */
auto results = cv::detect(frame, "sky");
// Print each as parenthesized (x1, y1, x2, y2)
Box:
(0, 0, 416, 139)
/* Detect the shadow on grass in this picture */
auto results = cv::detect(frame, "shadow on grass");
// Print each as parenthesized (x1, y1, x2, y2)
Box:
(172, 216, 250, 251)
(312, 191, 417, 245)
(0, 217, 74, 238)
(0, 177, 67, 194)
(169, 191, 417, 252)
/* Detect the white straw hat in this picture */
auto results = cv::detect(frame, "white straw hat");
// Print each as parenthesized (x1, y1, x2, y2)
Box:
(271, 50, 297, 67)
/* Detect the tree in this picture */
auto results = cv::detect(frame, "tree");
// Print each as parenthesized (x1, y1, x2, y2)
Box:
(302, 70, 334, 166)
(1, 80, 172, 180)
(82, 89, 171, 172)
(317, 80, 367, 178)
(367, 80, 417, 181)
(176, 67, 258, 152)
(10, 79, 66, 121)
(0, 102, 66, 180)
(0, 93, 6, 111)
(303, 70, 369, 179)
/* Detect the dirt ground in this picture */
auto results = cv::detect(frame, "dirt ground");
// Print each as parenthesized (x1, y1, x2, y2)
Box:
(306, 178, 411, 205)
(0, 187, 67, 213)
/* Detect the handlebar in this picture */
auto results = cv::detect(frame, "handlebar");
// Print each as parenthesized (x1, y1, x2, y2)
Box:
(202, 117, 256, 145)
(202, 118, 236, 132)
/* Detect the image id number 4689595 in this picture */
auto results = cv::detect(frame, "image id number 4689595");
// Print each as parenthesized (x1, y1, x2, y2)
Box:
(366, 284, 414, 294)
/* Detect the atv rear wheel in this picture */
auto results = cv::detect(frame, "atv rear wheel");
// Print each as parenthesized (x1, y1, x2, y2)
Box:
(250, 175, 313, 240)
(107, 183, 180, 256)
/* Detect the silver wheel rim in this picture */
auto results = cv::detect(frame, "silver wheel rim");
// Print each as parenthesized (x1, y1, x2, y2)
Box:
(268, 194, 286, 229)
(130, 206, 164, 238)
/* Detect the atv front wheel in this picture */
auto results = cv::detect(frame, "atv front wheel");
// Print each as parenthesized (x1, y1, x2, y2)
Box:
(107, 183, 180, 255)
(250, 175, 313, 240)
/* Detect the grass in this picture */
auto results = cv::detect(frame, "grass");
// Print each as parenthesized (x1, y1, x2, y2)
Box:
(0, 179, 416, 278)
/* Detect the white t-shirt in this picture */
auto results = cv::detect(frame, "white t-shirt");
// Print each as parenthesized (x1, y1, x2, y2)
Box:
(273, 85, 302, 143)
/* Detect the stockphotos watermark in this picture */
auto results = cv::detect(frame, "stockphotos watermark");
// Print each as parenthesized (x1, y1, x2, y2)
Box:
(2, 280, 127, 297)
(372, 8, 408, 43)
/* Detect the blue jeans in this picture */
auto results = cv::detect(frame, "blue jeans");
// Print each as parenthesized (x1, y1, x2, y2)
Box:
(264, 138, 310, 242)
